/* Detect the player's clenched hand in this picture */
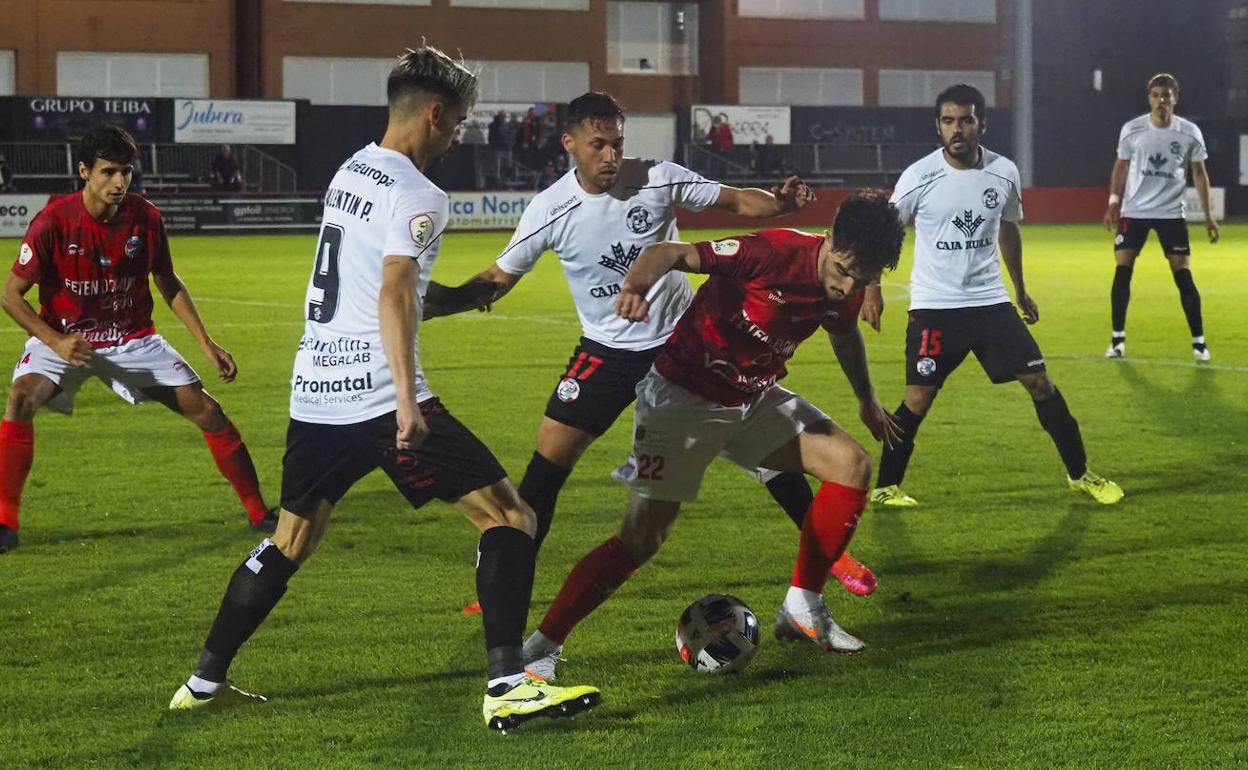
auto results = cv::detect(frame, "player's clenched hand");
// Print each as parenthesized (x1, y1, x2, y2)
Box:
(1206, 217, 1220, 244)
(860, 284, 883, 331)
(859, 397, 901, 449)
(206, 342, 238, 382)
(772, 176, 815, 214)
(1019, 293, 1039, 325)
(614, 288, 651, 323)
(1102, 203, 1121, 230)
(395, 402, 429, 451)
(52, 332, 93, 367)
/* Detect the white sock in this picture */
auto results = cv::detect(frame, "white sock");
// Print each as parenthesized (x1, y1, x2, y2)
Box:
(784, 586, 822, 614)
(1193, 335, 1205, 345)
(488, 672, 527, 692)
(523, 630, 560, 658)
(186, 675, 223, 696)
(1111, 331, 1125, 341)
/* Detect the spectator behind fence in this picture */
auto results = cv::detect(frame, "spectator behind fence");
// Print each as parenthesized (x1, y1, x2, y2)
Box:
(211, 144, 244, 192)
(488, 111, 507, 147)
(754, 135, 783, 176)
(536, 159, 557, 191)
(709, 115, 735, 152)
(0, 153, 14, 193)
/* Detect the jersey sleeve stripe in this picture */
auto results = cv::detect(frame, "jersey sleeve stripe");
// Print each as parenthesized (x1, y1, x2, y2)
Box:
(984, 169, 1018, 191)
(495, 200, 582, 263)
(892, 174, 943, 204)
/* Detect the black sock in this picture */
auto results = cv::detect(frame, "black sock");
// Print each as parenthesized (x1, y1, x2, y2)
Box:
(194, 539, 299, 683)
(1172, 268, 1204, 339)
(764, 472, 814, 528)
(1111, 264, 1133, 335)
(1033, 388, 1087, 479)
(517, 451, 571, 550)
(876, 403, 925, 488)
(476, 526, 536, 681)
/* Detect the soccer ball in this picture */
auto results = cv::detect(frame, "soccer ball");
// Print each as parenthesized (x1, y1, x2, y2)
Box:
(675, 594, 760, 674)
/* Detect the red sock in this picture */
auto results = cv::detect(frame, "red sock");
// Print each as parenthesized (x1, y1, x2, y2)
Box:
(0, 420, 34, 532)
(538, 535, 638, 644)
(203, 423, 268, 524)
(791, 482, 868, 592)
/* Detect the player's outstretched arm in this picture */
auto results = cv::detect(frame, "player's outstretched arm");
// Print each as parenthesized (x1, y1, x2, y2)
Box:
(422, 264, 518, 319)
(152, 268, 237, 381)
(2, 272, 92, 366)
(1191, 160, 1220, 244)
(615, 241, 701, 323)
(999, 222, 1038, 324)
(859, 281, 884, 331)
(1103, 159, 1129, 229)
(379, 255, 428, 451)
(828, 327, 900, 448)
(714, 176, 815, 218)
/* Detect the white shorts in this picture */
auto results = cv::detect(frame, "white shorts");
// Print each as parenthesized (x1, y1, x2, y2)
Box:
(629, 369, 830, 502)
(12, 334, 200, 415)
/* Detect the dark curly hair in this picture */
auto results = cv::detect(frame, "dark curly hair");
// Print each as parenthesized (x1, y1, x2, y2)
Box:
(76, 123, 138, 171)
(831, 189, 904, 277)
(566, 91, 625, 130)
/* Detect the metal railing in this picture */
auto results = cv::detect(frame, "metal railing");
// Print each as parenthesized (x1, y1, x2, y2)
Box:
(683, 141, 937, 186)
(0, 141, 297, 193)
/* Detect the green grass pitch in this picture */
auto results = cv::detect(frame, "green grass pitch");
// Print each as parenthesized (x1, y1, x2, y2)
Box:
(2, 224, 1246, 768)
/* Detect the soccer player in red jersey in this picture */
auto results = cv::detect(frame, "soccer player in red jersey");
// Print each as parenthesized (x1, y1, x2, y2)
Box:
(522, 191, 905, 679)
(0, 124, 274, 553)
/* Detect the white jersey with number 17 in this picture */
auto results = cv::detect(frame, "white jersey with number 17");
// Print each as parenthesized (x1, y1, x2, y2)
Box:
(495, 158, 722, 351)
(290, 142, 446, 425)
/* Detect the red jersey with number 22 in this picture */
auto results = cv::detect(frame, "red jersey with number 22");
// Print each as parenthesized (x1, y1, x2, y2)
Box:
(655, 228, 863, 407)
(12, 192, 171, 348)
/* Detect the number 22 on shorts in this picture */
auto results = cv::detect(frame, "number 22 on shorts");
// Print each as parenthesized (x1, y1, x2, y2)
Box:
(635, 453, 665, 480)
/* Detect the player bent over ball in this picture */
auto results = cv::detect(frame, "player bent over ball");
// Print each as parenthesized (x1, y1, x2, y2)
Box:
(522, 191, 904, 680)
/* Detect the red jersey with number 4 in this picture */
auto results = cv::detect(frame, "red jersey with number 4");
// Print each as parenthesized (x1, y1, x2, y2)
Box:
(13, 192, 171, 348)
(655, 228, 863, 406)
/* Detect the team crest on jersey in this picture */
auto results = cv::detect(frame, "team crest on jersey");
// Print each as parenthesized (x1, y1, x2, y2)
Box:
(982, 188, 1000, 209)
(409, 214, 435, 248)
(916, 356, 937, 377)
(556, 377, 581, 403)
(1169, 141, 1182, 157)
(67, 244, 81, 256)
(18, 243, 32, 265)
(951, 211, 985, 238)
(626, 205, 653, 234)
(711, 239, 740, 256)
(124, 235, 142, 259)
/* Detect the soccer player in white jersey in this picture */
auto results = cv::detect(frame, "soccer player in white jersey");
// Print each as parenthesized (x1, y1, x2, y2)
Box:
(440, 92, 879, 608)
(861, 84, 1124, 508)
(1102, 73, 1219, 361)
(169, 46, 600, 733)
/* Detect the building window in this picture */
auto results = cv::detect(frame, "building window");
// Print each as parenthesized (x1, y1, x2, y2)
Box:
(285, 0, 430, 5)
(879, 0, 995, 23)
(283, 57, 391, 105)
(607, 2, 698, 75)
(451, 0, 587, 8)
(468, 60, 591, 101)
(738, 0, 864, 20)
(0, 50, 14, 96)
(878, 69, 996, 107)
(739, 67, 863, 106)
(58, 52, 208, 97)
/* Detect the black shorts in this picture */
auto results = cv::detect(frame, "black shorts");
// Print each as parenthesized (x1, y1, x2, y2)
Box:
(1114, 217, 1190, 256)
(280, 398, 507, 516)
(905, 303, 1046, 387)
(543, 337, 662, 436)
